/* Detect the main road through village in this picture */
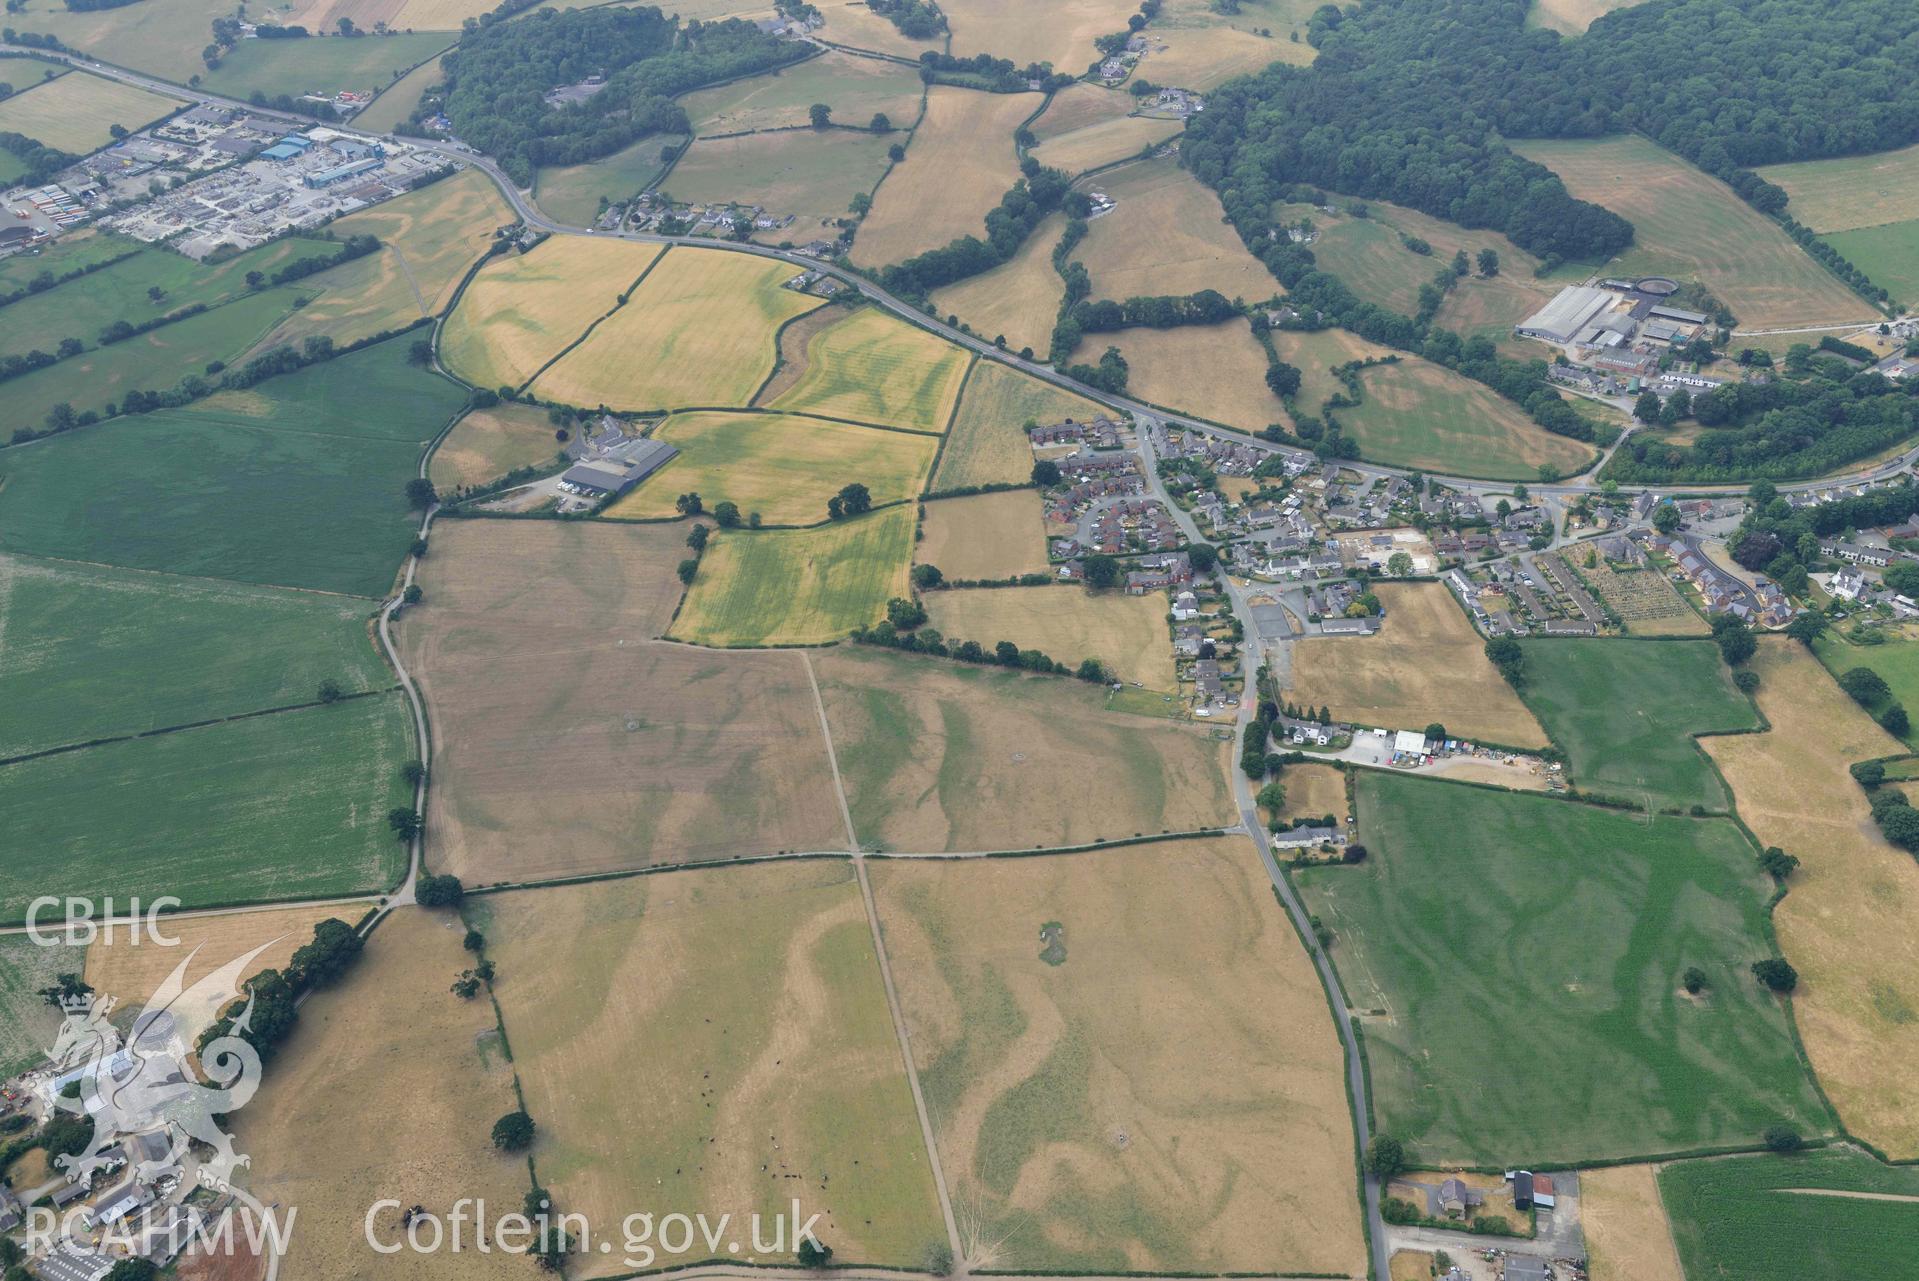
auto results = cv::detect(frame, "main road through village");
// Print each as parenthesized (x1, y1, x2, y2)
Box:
(13, 39, 1915, 1280)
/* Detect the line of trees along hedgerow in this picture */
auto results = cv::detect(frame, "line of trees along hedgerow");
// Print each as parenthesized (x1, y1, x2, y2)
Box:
(415, 6, 804, 185)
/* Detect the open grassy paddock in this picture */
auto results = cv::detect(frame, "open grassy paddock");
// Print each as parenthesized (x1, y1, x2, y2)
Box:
(1135, 0, 1319, 91)
(1269, 325, 1396, 418)
(1077, 158, 1274, 303)
(932, 212, 1069, 357)
(945, 0, 1136, 70)
(440, 236, 663, 393)
(235, 908, 530, 1281)
(1513, 136, 1878, 328)
(401, 519, 849, 883)
(0, 935, 83, 1078)
(0, 338, 462, 597)
(2, 0, 237, 82)
(933, 360, 1108, 490)
(768, 306, 972, 432)
(1820, 220, 1919, 309)
(869, 838, 1364, 1274)
(354, 48, 447, 134)
(1341, 357, 1598, 480)
(680, 49, 923, 135)
(924, 584, 1177, 690)
(1580, 1164, 1686, 1281)
(1106, 320, 1286, 433)
(0, 693, 412, 923)
(1300, 771, 1828, 1166)
(198, 31, 450, 102)
(0, 68, 181, 154)
(1525, 0, 1648, 34)
(1703, 640, 1919, 1158)
(1031, 82, 1135, 141)
(1287, 582, 1549, 747)
(428, 402, 566, 493)
(1516, 637, 1758, 812)
(814, 0, 942, 59)
(1030, 115, 1183, 178)
(664, 128, 895, 245)
(852, 86, 1034, 268)
(670, 504, 917, 646)
(604, 411, 939, 525)
(481, 860, 946, 1275)
(0, 554, 388, 760)
(534, 246, 823, 412)
(815, 646, 1234, 851)
(1812, 628, 1919, 747)
(1658, 1147, 1919, 1281)
(1757, 141, 1919, 235)
(534, 134, 685, 228)
(916, 489, 1050, 580)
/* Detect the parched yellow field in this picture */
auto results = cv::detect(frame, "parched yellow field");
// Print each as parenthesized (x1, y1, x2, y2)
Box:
(1287, 582, 1550, 748)
(533, 247, 822, 411)
(817, 646, 1234, 852)
(1079, 158, 1275, 302)
(277, 0, 660, 31)
(1, 0, 237, 82)
(1276, 762, 1347, 829)
(946, 0, 1137, 70)
(235, 909, 529, 1281)
(814, 0, 942, 58)
(481, 861, 946, 1277)
(1513, 136, 1877, 328)
(925, 584, 1176, 690)
(1525, 0, 1648, 35)
(250, 168, 510, 356)
(917, 489, 1050, 580)
(934, 360, 1108, 490)
(1758, 141, 1919, 234)
(869, 839, 1364, 1274)
(1136, 0, 1319, 91)
(932, 213, 1068, 356)
(440, 236, 662, 392)
(605, 411, 939, 524)
(1703, 640, 1919, 1158)
(1269, 325, 1396, 414)
(854, 87, 1034, 268)
(0, 69, 182, 153)
(769, 306, 972, 432)
(1107, 321, 1287, 433)
(1581, 1165, 1686, 1281)
(680, 48, 924, 135)
(1031, 115, 1183, 178)
(1031, 82, 1137, 142)
(428, 402, 565, 493)
(86, 903, 363, 1025)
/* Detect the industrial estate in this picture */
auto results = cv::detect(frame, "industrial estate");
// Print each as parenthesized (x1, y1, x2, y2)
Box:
(1, 2, 1918, 1281)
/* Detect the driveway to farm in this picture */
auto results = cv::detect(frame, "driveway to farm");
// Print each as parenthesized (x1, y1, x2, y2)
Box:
(18, 40, 1918, 507)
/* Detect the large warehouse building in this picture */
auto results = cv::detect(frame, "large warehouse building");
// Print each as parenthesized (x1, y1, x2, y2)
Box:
(1514, 286, 1616, 344)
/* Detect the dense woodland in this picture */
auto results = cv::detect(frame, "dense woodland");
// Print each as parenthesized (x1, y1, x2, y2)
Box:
(424, 7, 802, 184)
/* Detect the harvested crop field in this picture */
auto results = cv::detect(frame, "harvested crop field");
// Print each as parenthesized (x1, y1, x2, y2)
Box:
(86, 903, 361, 1024)
(869, 839, 1363, 1274)
(934, 360, 1107, 490)
(428, 403, 565, 493)
(1031, 83, 1136, 142)
(815, 646, 1233, 851)
(670, 505, 916, 646)
(1703, 640, 1919, 1158)
(946, 0, 1137, 69)
(925, 584, 1176, 690)
(814, 0, 942, 58)
(1288, 582, 1548, 747)
(1135, 0, 1319, 91)
(481, 861, 946, 1274)
(916, 489, 1049, 580)
(604, 411, 938, 525)
(1030, 115, 1182, 177)
(534, 246, 821, 411)
(666, 129, 894, 242)
(769, 306, 972, 432)
(1343, 358, 1598, 480)
(932, 213, 1068, 357)
(1581, 1164, 1685, 1281)
(1513, 136, 1876, 329)
(401, 520, 849, 882)
(1078, 159, 1274, 302)
(1300, 772, 1828, 1166)
(235, 909, 529, 1281)
(853, 87, 1033, 268)
(0, 69, 181, 153)
(440, 236, 662, 392)
(1107, 321, 1286, 433)
(680, 49, 924, 135)
(1758, 141, 1919, 234)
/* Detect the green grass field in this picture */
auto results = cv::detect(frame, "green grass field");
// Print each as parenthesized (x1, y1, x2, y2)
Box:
(1811, 630, 1919, 747)
(199, 31, 451, 101)
(670, 503, 915, 646)
(1757, 141, 1919, 234)
(0, 555, 389, 759)
(534, 134, 684, 227)
(769, 306, 971, 432)
(1659, 1147, 1919, 1281)
(1823, 220, 1919, 309)
(0, 693, 412, 923)
(679, 49, 922, 135)
(1298, 772, 1828, 1166)
(1341, 358, 1599, 480)
(0, 230, 128, 293)
(663, 129, 895, 237)
(604, 410, 938, 525)
(932, 359, 1106, 490)
(0, 338, 461, 596)
(0, 934, 83, 1077)
(0, 69, 181, 154)
(1517, 638, 1759, 811)
(352, 49, 446, 135)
